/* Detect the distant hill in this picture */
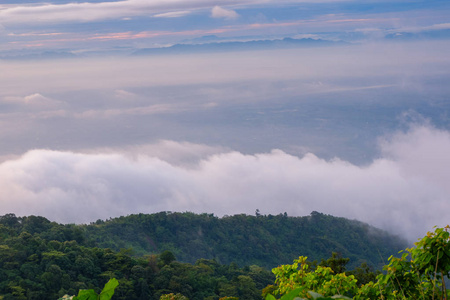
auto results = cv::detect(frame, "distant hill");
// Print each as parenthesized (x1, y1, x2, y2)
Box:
(132, 38, 347, 56)
(385, 29, 450, 40)
(83, 211, 406, 270)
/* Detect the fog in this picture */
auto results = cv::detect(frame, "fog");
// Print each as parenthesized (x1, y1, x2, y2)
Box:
(0, 124, 448, 241)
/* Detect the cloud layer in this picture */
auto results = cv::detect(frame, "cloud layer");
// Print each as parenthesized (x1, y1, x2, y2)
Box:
(0, 124, 448, 241)
(0, 0, 329, 25)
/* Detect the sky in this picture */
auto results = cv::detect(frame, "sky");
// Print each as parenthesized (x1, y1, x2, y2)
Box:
(1, 0, 450, 241)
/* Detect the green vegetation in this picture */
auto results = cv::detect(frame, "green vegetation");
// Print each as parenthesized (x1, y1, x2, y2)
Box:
(58, 278, 119, 300)
(0, 212, 408, 299)
(82, 211, 406, 270)
(0, 213, 274, 299)
(265, 226, 450, 299)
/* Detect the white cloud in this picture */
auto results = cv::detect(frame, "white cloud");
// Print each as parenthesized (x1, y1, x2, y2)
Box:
(23, 93, 60, 107)
(0, 0, 348, 25)
(2, 93, 62, 110)
(211, 6, 239, 20)
(114, 89, 138, 100)
(0, 124, 449, 241)
(153, 11, 191, 18)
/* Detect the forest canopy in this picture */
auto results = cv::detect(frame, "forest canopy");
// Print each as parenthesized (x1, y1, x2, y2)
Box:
(0, 212, 407, 299)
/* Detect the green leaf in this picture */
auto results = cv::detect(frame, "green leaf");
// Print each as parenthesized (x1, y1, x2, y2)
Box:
(73, 289, 98, 300)
(265, 294, 277, 300)
(99, 278, 119, 300)
(280, 288, 303, 300)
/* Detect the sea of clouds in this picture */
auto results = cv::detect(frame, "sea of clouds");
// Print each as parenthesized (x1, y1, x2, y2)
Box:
(0, 123, 448, 241)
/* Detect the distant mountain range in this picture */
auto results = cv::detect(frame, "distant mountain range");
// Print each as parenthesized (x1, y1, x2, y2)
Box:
(132, 37, 348, 56)
(2, 30, 449, 60)
(385, 28, 450, 40)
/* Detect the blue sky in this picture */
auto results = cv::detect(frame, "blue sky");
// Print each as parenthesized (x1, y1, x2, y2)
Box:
(1, 0, 450, 53)
(1, 0, 450, 241)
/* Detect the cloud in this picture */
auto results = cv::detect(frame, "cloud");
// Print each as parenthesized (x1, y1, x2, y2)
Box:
(0, 0, 362, 25)
(0, 124, 449, 241)
(23, 93, 59, 107)
(211, 6, 239, 20)
(0, 0, 250, 25)
(87, 140, 229, 167)
(389, 23, 450, 34)
(153, 11, 191, 18)
(2, 93, 62, 110)
(0, 0, 197, 24)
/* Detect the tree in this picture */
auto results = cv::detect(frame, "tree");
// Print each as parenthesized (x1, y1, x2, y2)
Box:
(160, 293, 188, 300)
(267, 226, 450, 300)
(159, 251, 176, 267)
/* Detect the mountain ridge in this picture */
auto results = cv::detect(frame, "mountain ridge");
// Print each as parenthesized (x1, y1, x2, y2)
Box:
(132, 37, 348, 56)
(82, 210, 406, 270)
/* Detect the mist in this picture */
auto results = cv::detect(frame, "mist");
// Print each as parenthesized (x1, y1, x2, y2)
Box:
(0, 124, 448, 242)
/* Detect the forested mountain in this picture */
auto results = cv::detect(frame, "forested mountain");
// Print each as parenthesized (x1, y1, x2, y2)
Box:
(82, 211, 406, 270)
(0, 214, 274, 299)
(0, 212, 406, 299)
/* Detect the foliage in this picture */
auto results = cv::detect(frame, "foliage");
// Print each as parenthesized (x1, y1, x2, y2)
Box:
(266, 226, 450, 300)
(267, 289, 351, 300)
(58, 278, 118, 300)
(0, 213, 274, 299)
(270, 256, 357, 299)
(159, 293, 189, 300)
(355, 225, 450, 299)
(0, 212, 415, 300)
(82, 211, 406, 270)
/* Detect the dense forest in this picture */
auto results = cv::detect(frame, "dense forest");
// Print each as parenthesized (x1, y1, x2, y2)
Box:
(0, 212, 406, 299)
(82, 211, 406, 270)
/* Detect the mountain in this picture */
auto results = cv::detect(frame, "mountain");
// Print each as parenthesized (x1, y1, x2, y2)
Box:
(0, 212, 407, 299)
(132, 38, 347, 56)
(83, 211, 406, 270)
(0, 213, 274, 299)
(385, 29, 450, 40)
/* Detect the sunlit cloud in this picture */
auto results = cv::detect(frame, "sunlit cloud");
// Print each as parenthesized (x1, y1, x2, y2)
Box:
(2, 93, 62, 110)
(211, 6, 239, 20)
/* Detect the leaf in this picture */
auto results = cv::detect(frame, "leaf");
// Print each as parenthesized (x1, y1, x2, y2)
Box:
(265, 294, 277, 300)
(99, 278, 119, 300)
(73, 289, 98, 300)
(280, 288, 303, 300)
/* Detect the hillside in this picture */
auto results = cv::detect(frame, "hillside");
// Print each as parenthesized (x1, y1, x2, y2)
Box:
(83, 211, 406, 270)
(0, 214, 275, 299)
(0, 212, 407, 299)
